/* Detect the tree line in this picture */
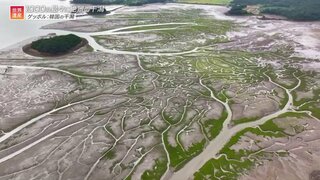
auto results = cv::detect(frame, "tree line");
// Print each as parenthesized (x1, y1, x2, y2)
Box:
(228, 0, 320, 21)
(72, 0, 169, 6)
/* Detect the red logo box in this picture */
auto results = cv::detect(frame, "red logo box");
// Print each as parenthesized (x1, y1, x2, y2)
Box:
(10, 6, 25, 20)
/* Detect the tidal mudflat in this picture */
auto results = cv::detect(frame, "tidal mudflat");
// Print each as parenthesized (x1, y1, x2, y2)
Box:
(0, 3, 319, 180)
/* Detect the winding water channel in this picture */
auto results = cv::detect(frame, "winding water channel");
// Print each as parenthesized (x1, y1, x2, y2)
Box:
(170, 72, 301, 179)
(0, 2, 308, 179)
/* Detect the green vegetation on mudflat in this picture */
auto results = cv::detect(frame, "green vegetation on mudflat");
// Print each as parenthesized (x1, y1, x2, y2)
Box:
(31, 34, 82, 54)
(141, 159, 167, 180)
(164, 131, 206, 169)
(194, 155, 253, 180)
(118, 24, 182, 32)
(194, 119, 286, 179)
(298, 103, 320, 119)
(203, 111, 228, 140)
(229, 0, 320, 21)
(232, 117, 258, 126)
(259, 119, 284, 132)
(220, 126, 284, 160)
(56, 7, 317, 179)
(103, 150, 116, 159)
(94, 9, 234, 54)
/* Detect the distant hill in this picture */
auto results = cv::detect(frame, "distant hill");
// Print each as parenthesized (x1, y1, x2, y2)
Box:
(73, 0, 320, 20)
(228, 0, 320, 21)
(72, 0, 169, 6)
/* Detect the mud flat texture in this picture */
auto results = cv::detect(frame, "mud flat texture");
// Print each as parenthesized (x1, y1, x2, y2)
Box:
(0, 3, 319, 180)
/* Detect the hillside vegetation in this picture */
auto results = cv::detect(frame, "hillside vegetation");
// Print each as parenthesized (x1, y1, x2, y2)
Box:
(31, 34, 82, 54)
(72, 0, 168, 6)
(229, 0, 320, 20)
(175, 0, 230, 5)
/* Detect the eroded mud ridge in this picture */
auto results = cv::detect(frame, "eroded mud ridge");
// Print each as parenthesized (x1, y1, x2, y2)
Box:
(0, 3, 320, 180)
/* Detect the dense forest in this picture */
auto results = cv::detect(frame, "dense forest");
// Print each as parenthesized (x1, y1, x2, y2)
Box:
(72, 0, 168, 6)
(229, 0, 320, 20)
(31, 34, 82, 54)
